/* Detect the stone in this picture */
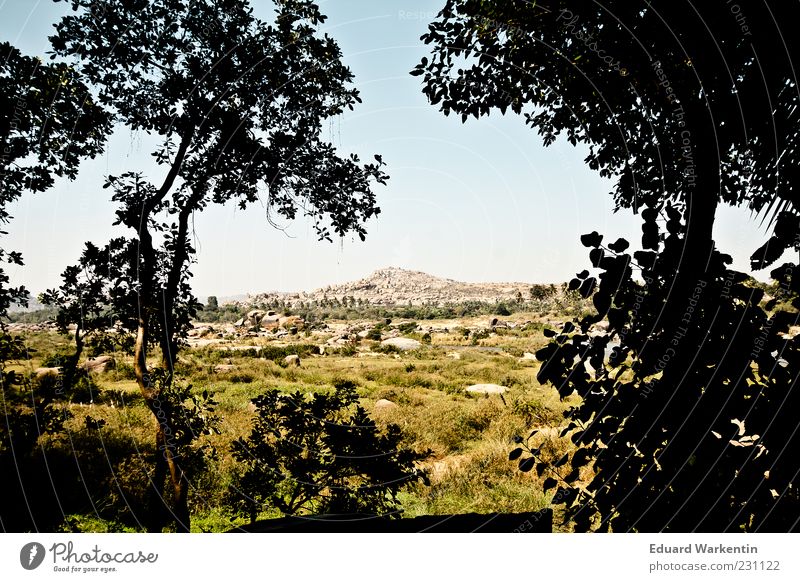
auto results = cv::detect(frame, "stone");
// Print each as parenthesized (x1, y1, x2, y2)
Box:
(260, 315, 281, 330)
(35, 367, 60, 379)
(81, 355, 115, 374)
(214, 364, 235, 373)
(279, 315, 305, 330)
(247, 309, 266, 324)
(375, 399, 397, 410)
(447, 352, 462, 360)
(466, 383, 508, 395)
(284, 354, 301, 367)
(522, 352, 537, 361)
(234, 318, 245, 327)
(380, 337, 421, 351)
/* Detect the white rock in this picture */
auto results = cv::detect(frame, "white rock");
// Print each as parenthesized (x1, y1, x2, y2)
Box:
(284, 355, 301, 366)
(380, 337, 421, 351)
(466, 383, 508, 395)
(81, 355, 115, 373)
(375, 399, 397, 410)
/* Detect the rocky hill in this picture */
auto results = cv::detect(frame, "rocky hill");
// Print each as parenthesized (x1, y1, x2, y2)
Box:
(239, 267, 550, 307)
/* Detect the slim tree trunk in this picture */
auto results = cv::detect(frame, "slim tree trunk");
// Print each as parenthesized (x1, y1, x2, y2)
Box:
(131, 127, 195, 532)
(64, 325, 83, 394)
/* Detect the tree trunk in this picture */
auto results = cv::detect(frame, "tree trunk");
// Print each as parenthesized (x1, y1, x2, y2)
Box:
(145, 427, 169, 532)
(661, 157, 720, 384)
(131, 127, 195, 532)
(64, 325, 83, 394)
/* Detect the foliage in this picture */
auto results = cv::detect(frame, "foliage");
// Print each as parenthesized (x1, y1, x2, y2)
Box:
(514, 213, 799, 531)
(228, 380, 429, 522)
(0, 40, 111, 318)
(417, 0, 800, 531)
(0, 38, 111, 531)
(414, 1, 799, 224)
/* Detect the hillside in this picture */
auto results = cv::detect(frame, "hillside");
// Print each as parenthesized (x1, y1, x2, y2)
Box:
(239, 267, 553, 307)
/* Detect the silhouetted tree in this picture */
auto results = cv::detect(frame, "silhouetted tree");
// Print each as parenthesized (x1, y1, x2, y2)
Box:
(50, 0, 387, 531)
(0, 41, 111, 531)
(417, 1, 800, 531)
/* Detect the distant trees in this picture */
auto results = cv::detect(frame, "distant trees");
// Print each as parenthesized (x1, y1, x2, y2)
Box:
(48, 0, 387, 531)
(417, 1, 800, 530)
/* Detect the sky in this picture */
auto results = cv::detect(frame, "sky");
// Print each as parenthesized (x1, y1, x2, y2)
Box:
(0, 0, 772, 298)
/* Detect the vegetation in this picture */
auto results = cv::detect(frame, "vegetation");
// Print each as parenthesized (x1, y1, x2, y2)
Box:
(228, 380, 429, 522)
(417, 0, 800, 531)
(41, 0, 388, 532)
(6, 313, 569, 531)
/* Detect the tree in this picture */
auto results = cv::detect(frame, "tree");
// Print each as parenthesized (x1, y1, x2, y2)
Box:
(205, 296, 219, 311)
(39, 239, 139, 390)
(0, 40, 110, 317)
(416, 1, 800, 530)
(0, 41, 111, 531)
(50, 0, 387, 531)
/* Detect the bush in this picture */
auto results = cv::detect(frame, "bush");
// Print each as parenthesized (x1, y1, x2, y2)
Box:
(396, 322, 418, 334)
(228, 381, 429, 523)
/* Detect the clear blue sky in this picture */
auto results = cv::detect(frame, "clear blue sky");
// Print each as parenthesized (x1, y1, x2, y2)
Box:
(1, 0, 770, 297)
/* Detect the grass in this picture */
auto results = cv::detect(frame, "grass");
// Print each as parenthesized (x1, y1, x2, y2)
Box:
(15, 310, 577, 531)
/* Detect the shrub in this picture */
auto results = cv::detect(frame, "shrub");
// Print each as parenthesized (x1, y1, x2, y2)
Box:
(228, 381, 429, 523)
(373, 343, 400, 355)
(396, 322, 418, 334)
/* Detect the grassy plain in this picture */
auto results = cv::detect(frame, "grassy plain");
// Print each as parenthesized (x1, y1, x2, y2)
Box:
(18, 311, 579, 532)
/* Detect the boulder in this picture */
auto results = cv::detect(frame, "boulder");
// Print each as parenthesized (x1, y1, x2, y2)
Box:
(375, 399, 397, 410)
(214, 364, 236, 373)
(284, 355, 301, 367)
(447, 352, 462, 360)
(234, 318, 245, 327)
(466, 383, 508, 395)
(279, 315, 305, 330)
(81, 355, 115, 374)
(380, 338, 421, 351)
(247, 309, 266, 324)
(35, 367, 60, 379)
(522, 352, 537, 361)
(260, 315, 281, 330)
